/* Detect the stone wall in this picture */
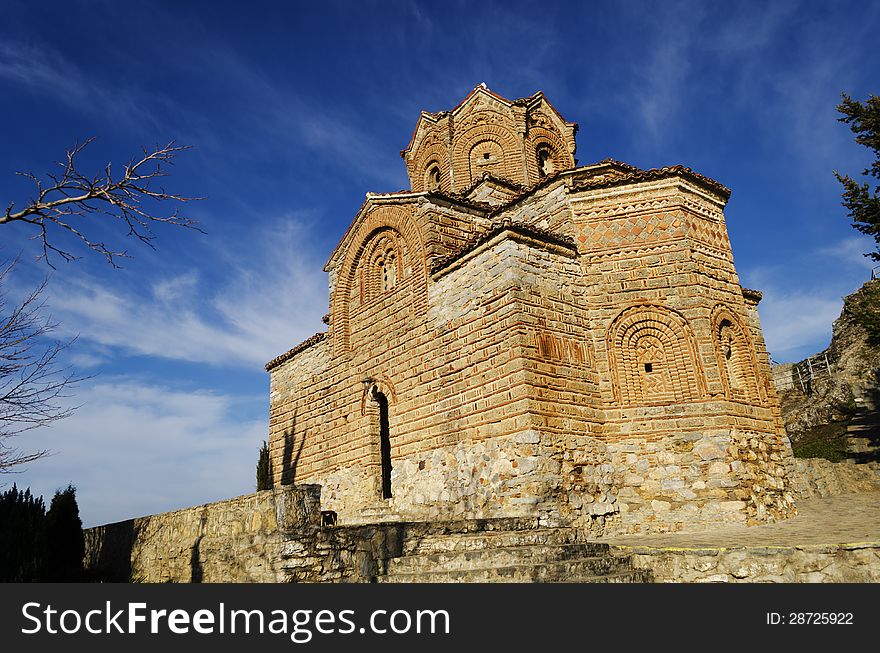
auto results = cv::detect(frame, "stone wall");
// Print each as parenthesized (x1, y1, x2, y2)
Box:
(83, 481, 880, 583)
(316, 430, 560, 525)
(771, 362, 796, 392)
(618, 543, 880, 582)
(787, 458, 880, 499)
(84, 486, 416, 584)
(85, 486, 322, 582)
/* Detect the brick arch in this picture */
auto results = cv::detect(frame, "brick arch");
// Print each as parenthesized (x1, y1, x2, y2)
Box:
(354, 227, 406, 304)
(410, 134, 449, 192)
(710, 306, 762, 402)
(420, 158, 445, 192)
(607, 305, 705, 406)
(332, 205, 427, 353)
(359, 374, 398, 416)
(526, 126, 573, 183)
(451, 120, 520, 188)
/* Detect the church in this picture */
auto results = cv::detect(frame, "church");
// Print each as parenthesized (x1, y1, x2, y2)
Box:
(265, 84, 796, 535)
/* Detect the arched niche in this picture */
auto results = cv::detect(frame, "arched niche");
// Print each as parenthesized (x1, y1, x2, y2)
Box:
(607, 305, 705, 406)
(711, 307, 761, 402)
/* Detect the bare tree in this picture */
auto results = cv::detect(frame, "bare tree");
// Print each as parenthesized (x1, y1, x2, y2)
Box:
(0, 259, 79, 473)
(0, 139, 200, 472)
(1, 139, 202, 267)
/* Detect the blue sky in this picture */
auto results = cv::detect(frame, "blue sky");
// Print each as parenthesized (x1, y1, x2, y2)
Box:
(1, 0, 877, 526)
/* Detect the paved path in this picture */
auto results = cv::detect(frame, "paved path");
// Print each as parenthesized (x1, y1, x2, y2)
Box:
(604, 492, 880, 550)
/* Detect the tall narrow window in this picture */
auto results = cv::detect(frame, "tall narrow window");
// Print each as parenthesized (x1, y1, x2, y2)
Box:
(378, 250, 397, 292)
(719, 319, 748, 395)
(537, 146, 554, 177)
(375, 390, 393, 499)
(427, 165, 441, 190)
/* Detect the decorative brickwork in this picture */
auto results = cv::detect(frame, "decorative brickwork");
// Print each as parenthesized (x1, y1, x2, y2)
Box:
(403, 85, 577, 192)
(267, 85, 797, 534)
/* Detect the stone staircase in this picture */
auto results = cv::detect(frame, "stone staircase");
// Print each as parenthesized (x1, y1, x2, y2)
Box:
(377, 524, 651, 583)
(349, 500, 403, 524)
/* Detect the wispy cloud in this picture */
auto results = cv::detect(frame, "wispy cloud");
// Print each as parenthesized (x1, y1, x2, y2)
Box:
(10, 377, 263, 527)
(817, 236, 876, 272)
(173, 44, 409, 190)
(0, 40, 163, 131)
(45, 215, 328, 369)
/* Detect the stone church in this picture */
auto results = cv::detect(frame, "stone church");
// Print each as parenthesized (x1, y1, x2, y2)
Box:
(265, 84, 796, 535)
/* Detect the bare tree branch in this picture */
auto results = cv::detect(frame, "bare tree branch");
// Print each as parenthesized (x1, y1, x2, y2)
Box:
(1, 139, 204, 268)
(0, 259, 84, 473)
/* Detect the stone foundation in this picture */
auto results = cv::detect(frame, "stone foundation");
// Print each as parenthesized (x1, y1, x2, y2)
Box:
(309, 426, 796, 536)
(315, 430, 566, 526)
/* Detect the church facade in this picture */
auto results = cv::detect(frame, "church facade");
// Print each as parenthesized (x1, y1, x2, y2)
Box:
(265, 85, 796, 534)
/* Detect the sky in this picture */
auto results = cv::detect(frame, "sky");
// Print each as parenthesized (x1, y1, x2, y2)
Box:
(1, 0, 878, 527)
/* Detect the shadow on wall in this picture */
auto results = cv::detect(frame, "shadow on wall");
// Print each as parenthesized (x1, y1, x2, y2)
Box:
(82, 520, 135, 582)
(190, 536, 203, 583)
(281, 412, 305, 486)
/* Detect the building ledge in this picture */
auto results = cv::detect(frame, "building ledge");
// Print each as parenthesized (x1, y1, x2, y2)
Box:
(265, 332, 327, 372)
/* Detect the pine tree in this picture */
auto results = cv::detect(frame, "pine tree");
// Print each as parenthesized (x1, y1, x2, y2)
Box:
(835, 93, 880, 259)
(0, 485, 47, 581)
(256, 440, 271, 491)
(45, 485, 84, 582)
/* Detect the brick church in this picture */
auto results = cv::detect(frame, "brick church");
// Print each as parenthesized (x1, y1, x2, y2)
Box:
(265, 84, 796, 534)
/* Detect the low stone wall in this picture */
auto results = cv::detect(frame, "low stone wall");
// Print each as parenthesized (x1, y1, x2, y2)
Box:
(84, 486, 323, 582)
(84, 485, 416, 583)
(616, 543, 880, 582)
(787, 458, 880, 499)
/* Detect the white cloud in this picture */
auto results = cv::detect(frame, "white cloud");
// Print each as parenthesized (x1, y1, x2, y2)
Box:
(756, 290, 842, 362)
(742, 235, 880, 362)
(817, 236, 876, 272)
(44, 216, 328, 369)
(7, 378, 264, 527)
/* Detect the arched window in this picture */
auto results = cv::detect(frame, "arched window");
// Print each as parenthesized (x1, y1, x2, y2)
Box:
(425, 164, 441, 190)
(468, 139, 503, 181)
(537, 146, 554, 177)
(377, 248, 397, 292)
(635, 335, 669, 401)
(714, 315, 758, 400)
(719, 321, 740, 391)
(352, 228, 407, 305)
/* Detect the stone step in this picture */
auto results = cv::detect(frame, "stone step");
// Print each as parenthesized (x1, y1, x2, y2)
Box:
(379, 554, 632, 583)
(558, 569, 654, 584)
(346, 504, 402, 524)
(389, 542, 611, 574)
(402, 527, 585, 556)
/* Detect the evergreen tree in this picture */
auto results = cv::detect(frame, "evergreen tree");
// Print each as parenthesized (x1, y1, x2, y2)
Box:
(256, 440, 271, 491)
(0, 485, 47, 581)
(835, 93, 880, 259)
(44, 484, 84, 582)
